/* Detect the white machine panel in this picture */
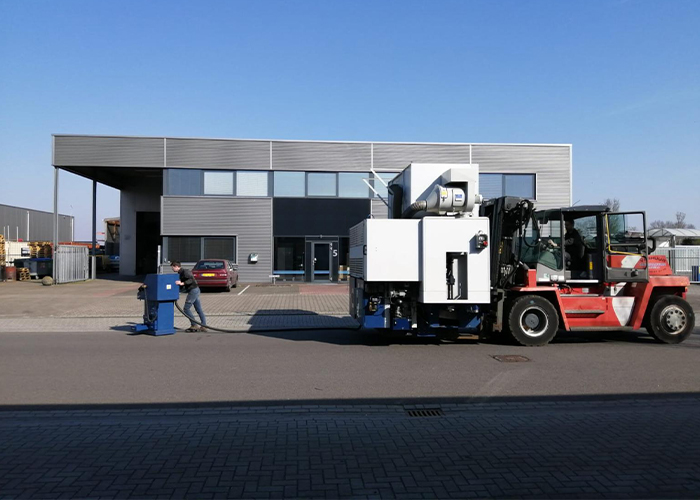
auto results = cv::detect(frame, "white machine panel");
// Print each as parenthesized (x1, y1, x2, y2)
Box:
(420, 217, 491, 304)
(349, 219, 420, 282)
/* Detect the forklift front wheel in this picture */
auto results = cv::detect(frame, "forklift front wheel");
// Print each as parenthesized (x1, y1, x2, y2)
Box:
(646, 295, 695, 344)
(507, 295, 559, 346)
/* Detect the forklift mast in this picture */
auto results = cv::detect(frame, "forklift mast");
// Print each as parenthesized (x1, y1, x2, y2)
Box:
(479, 196, 536, 291)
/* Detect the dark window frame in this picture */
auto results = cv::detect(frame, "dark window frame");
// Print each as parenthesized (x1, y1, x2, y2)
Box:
(166, 236, 238, 264)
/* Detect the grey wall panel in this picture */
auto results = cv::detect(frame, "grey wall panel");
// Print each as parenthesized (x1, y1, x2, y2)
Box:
(54, 136, 164, 167)
(0, 204, 72, 241)
(373, 143, 473, 171)
(371, 199, 389, 219)
(166, 139, 270, 169)
(272, 141, 371, 172)
(471, 145, 571, 209)
(162, 197, 272, 283)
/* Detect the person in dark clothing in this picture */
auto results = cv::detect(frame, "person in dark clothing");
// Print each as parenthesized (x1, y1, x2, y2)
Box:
(547, 220, 586, 272)
(563, 219, 586, 271)
(170, 261, 207, 332)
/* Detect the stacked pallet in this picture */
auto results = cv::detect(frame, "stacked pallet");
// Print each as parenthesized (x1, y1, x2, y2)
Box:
(0, 235, 5, 265)
(30, 242, 53, 258)
(17, 267, 31, 281)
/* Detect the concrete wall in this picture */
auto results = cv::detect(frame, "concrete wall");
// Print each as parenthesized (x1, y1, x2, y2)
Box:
(119, 179, 161, 276)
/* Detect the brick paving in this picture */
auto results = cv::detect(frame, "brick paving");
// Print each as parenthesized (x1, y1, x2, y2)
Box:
(1, 396, 699, 498)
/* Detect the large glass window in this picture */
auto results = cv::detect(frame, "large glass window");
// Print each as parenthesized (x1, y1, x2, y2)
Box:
(479, 174, 504, 199)
(504, 174, 536, 199)
(339, 173, 370, 198)
(167, 236, 237, 263)
(165, 169, 202, 195)
(274, 237, 305, 281)
(372, 172, 397, 199)
(167, 237, 201, 263)
(274, 172, 306, 197)
(236, 171, 268, 197)
(479, 173, 536, 199)
(307, 173, 337, 197)
(204, 171, 234, 195)
(203, 237, 236, 262)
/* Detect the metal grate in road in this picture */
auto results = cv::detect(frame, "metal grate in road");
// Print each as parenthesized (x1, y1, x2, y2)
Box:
(406, 408, 445, 417)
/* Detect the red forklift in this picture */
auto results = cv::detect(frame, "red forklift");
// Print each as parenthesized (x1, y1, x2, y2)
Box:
(482, 197, 695, 346)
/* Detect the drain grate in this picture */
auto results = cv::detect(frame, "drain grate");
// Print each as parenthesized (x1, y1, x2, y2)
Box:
(406, 408, 445, 417)
(492, 354, 531, 363)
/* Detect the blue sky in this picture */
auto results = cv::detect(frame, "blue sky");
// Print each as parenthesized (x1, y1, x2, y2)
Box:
(1, 0, 698, 240)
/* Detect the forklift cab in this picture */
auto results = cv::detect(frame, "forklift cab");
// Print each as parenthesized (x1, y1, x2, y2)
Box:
(520, 207, 649, 285)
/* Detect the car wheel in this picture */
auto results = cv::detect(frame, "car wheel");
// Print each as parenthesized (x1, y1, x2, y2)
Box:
(646, 295, 694, 344)
(225, 281, 232, 292)
(506, 295, 559, 346)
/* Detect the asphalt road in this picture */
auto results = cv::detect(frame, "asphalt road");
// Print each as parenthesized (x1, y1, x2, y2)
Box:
(1, 327, 699, 406)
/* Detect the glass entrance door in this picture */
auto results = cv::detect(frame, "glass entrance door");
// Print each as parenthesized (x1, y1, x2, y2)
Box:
(312, 243, 331, 282)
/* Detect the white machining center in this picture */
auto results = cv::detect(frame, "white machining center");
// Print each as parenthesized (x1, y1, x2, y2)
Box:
(349, 163, 490, 333)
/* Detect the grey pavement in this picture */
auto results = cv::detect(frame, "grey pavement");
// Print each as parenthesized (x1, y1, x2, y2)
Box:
(1, 396, 700, 499)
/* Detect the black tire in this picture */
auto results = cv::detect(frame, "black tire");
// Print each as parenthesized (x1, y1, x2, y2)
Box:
(506, 295, 559, 346)
(232, 280, 238, 288)
(645, 295, 695, 344)
(225, 281, 232, 293)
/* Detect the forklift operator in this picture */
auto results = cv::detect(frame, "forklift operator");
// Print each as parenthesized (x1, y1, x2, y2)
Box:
(548, 219, 586, 270)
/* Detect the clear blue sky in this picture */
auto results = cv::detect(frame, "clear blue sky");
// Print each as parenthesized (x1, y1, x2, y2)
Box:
(1, 0, 698, 240)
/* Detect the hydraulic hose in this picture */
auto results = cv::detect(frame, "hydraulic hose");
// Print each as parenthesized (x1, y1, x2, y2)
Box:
(174, 300, 362, 334)
(402, 200, 427, 219)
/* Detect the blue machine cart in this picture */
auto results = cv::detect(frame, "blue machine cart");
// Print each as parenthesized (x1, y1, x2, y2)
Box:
(132, 273, 179, 335)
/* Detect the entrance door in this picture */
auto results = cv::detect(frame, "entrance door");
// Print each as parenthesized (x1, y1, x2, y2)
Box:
(312, 243, 331, 282)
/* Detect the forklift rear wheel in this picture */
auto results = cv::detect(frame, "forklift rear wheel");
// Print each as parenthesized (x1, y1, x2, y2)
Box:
(646, 295, 695, 344)
(507, 295, 559, 346)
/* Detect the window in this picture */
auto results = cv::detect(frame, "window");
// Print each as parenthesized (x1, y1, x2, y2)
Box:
(203, 237, 236, 262)
(479, 173, 536, 199)
(274, 172, 306, 197)
(479, 174, 503, 199)
(194, 261, 226, 270)
(236, 171, 268, 197)
(204, 171, 234, 195)
(372, 173, 397, 199)
(167, 237, 201, 263)
(307, 173, 337, 197)
(339, 173, 370, 198)
(167, 236, 237, 263)
(165, 169, 201, 195)
(504, 174, 535, 199)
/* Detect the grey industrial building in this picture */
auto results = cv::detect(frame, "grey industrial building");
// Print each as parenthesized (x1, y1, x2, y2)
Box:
(0, 203, 73, 242)
(52, 135, 572, 282)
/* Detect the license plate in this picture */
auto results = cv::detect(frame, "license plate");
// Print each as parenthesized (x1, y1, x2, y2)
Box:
(202, 273, 215, 277)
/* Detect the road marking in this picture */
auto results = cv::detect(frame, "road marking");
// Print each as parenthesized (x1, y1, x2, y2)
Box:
(237, 285, 250, 296)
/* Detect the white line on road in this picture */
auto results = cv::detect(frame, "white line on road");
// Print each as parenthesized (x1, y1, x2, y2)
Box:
(237, 285, 250, 296)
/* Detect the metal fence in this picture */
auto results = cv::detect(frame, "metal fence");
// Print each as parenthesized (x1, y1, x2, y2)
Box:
(652, 247, 700, 283)
(55, 245, 89, 284)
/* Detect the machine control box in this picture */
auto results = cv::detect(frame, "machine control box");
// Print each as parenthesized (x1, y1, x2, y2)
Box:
(143, 273, 179, 301)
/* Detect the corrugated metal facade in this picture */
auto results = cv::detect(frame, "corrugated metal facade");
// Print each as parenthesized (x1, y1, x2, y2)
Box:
(371, 199, 389, 219)
(0, 204, 73, 241)
(161, 197, 272, 283)
(166, 138, 269, 170)
(271, 141, 371, 171)
(54, 136, 164, 167)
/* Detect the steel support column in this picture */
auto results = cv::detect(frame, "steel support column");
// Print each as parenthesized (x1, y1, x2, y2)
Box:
(53, 167, 59, 281)
(92, 180, 97, 280)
